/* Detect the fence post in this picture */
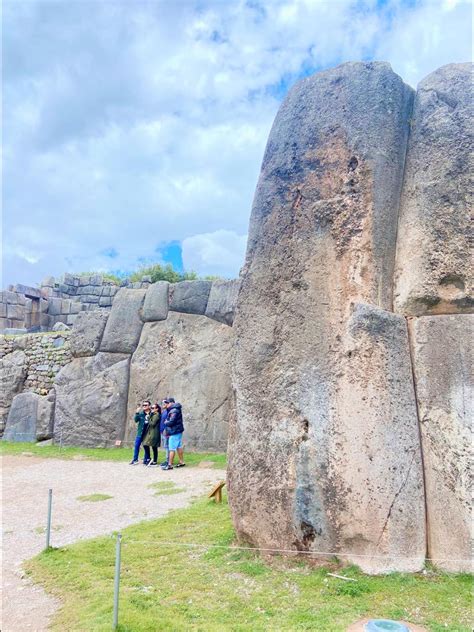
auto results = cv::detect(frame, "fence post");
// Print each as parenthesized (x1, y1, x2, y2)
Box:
(45, 488, 53, 550)
(113, 533, 122, 630)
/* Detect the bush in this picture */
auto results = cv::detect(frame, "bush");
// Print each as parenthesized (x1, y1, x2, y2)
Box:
(128, 263, 198, 284)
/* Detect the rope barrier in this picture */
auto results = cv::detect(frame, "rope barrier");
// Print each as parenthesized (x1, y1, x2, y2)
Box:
(116, 538, 472, 564)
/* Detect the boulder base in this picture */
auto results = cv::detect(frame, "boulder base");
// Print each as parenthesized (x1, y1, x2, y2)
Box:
(0, 350, 27, 434)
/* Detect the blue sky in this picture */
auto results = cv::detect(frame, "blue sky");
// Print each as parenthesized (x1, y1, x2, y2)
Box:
(3, 0, 472, 286)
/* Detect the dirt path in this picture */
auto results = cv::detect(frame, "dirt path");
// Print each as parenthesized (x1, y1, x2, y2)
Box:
(1, 454, 224, 632)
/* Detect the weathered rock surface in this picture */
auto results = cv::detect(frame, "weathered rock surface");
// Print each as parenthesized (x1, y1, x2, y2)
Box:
(205, 279, 241, 326)
(409, 315, 473, 572)
(100, 289, 146, 354)
(0, 350, 27, 434)
(230, 62, 423, 573)
(169, 281, 212, 315)
(3, 392, 38, 442)
(142, 281, 169, 322)
(394, 63, 473, 316)
(127, 313, 234, 451)
(70, 310, 109, 357)
(54, 352, 130, 447)
(37, 390, 56, 440)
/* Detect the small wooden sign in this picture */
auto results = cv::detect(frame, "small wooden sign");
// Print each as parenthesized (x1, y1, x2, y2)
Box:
(114, 440, 122, 447)
(208, 480, 226, 503)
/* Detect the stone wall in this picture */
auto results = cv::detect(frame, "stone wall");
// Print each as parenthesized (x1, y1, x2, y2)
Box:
(229, 61, 472, 574)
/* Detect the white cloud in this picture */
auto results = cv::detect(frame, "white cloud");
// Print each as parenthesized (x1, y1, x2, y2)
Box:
(182, 230, 248, 278)
(3, 0, 472, 286)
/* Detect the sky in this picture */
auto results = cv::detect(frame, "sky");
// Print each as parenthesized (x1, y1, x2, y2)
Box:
(3, 0, 472, 287)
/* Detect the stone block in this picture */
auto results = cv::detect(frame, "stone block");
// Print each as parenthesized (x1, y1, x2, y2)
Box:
(48, 297, 63, 316)
(37, 390, 55, 440)
(54, 352, 130, 447)
(66, 314, 78, 327)
(98, 296, 112, 308)
(3, 392, 38, 442)
(5, 291, 18, 304)
(169, 280, 212, 315)
(41, 287, 54, 299)
(70, 302, 82, 314)
(409, 314, 473, 572)
(7, 304, 24, 320)
(24, 298, 33, 314)
(0, 317, 8, 330)
(79, 275, 91, 286)
(52, 322, 70, 331)
(110, 286, 119, 295)
(142, 282, 169, 322)
(17, 294, 26, 306)
(13, 284, 42, 299)
(83, 295, 99, 303)
(0, 303, 6, 318)
(205, 279, 241, 326)
(394, 64, 473, 315)
(40, 298, 49, 313)
(127, 314, 233, 450)
(90, 274, 103, 286)
(0, 350, 27, 433)
(61, 299, 72, 314)
(230, 62, 422, 573)
(99, 288, 146, 354)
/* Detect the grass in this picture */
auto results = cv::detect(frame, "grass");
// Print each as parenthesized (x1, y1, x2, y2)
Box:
(26, 495, 472, 632)
(77, 494, 113, 503)
(148, 481, 185, 496)
(0, 441, 227, 469)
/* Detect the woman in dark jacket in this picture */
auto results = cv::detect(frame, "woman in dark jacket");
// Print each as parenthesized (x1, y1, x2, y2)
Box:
(142, 403, 161, 466)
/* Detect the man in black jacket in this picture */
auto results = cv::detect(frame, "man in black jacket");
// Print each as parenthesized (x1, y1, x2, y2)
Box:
(161, 400, 185, 470)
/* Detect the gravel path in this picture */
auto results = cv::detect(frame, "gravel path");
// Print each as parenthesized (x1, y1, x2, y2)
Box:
(1, 454, 224, 632)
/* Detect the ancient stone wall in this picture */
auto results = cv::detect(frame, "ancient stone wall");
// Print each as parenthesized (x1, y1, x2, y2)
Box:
(229, 61, 472, 574)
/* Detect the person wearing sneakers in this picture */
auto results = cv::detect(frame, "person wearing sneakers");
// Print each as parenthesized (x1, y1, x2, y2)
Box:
(142, 403, 161, 466)
(129, 400, 151, 465)
(162, 399, 185, 470)
(160, 399, 171, 467)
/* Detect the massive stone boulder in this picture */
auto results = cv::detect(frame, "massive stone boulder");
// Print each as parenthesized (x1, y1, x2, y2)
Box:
(0, 350, 27, 434)
(394, 63, 473, 316)
(409, 315, 472, 572)
(205, 279, 241, 326)
(169, 281, 212, 315)
(100, 288, 146, 354)
(142, 281, 169, 322)
(70, 310, 109, 357)
(3, 390, 55, 442)
(126, 312, 234, 451)
(54, 352, 130, 447)
(229, 62, 424, 573)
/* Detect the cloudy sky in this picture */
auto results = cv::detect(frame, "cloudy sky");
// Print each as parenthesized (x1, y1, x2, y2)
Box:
(3, 0, 472, 287)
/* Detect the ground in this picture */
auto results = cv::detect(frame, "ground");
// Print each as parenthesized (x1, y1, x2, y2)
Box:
(1, 454, 223, 631)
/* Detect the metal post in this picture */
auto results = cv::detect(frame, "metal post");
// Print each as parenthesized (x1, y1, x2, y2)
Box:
(112, 533, 122, 630)
(45, 488, 53, 550)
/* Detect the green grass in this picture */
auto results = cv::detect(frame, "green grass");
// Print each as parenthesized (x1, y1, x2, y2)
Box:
(77, 494, 113, 503)
(26, 495, 472, 632)
(0, 441, 226, 469)
(148, 481, 185, 496)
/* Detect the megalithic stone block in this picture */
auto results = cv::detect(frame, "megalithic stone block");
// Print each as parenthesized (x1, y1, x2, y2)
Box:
(70, 310, 109, 357)
(394, 63, 473, 316)
(100, 288, 146, 354)
(3, 392, 38, 442)
(230, 62, 421, 573)
(142, 281, 169, 322)
(409, 314, 473, 572)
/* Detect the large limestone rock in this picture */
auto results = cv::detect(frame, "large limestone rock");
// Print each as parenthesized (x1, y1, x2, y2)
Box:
(100, 288, 146, 353)
(2, 390, 54, 442)
(3, 392, 38, 442)
(409, 315, 472, 572)
(230, 62, 423, 573)
(205, 279, 241, 326)
(54, 352, 130, 447)
(70, 310, 109, 357)
(0, 350, 27, 434)
(394, 63, 473, 316)
(127, 313, 234, 451)
(142, 281, 169, 322)
(169, 281, 212, 315)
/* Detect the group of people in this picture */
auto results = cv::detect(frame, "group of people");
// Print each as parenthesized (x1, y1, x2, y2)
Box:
(130, 398, 185, 470)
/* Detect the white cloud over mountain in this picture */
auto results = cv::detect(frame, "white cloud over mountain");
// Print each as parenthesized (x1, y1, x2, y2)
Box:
(3, 0, 472, 286)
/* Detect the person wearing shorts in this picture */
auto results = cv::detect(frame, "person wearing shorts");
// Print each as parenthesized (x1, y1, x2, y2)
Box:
(162, 400, 185, 470)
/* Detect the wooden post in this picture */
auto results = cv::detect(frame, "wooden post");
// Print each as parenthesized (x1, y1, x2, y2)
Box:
(208, 481, 225, 503)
